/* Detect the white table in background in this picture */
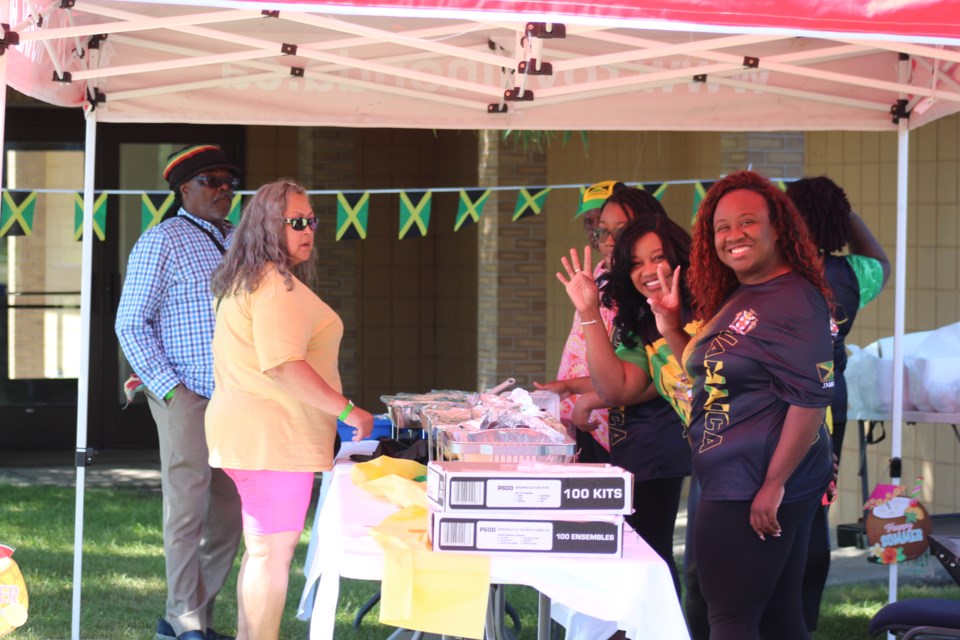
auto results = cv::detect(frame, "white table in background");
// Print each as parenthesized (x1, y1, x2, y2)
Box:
(299, 441, 690, 640)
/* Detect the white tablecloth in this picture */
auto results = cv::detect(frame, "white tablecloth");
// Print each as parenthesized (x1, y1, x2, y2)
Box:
(299, 442, 690, 640)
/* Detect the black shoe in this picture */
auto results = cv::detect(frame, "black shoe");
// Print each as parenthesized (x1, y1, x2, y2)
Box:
(177, 632, 205, 640)
(205, 628, 235, 640)
(156, 618, 176, 640)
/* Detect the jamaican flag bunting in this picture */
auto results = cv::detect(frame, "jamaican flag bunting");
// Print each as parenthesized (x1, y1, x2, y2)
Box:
(691, 181, 716, 224)
(73, 192, 108, 241)
(512, 187, 550, 221)
(336, 192, 369, 240)
(399, 191, 432, 239)
(1, 191, 37, 237)
(226, 194, 243, 226)
(641, 183, 669, 201)
(775, 180, 788, 192)
(454, 189, 491, 231)
(141, 192, 176, 232)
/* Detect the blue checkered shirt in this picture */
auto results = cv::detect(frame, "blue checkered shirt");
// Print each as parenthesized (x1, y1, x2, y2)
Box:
(115, 209, 233, 399)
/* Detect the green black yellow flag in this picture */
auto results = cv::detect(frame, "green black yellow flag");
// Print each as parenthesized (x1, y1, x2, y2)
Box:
(141, 192, 176, 232)
(399, 191, 432, 239)
(73, 192, 108, 241)
(691, 181, 716, 224)
(641, 183, 669, 201)
(454, 189, 490, 231)
(1, 191, 37, 237)
(337, 192, 369, 240)
(776, 180, 788, 192)
(227, 194, 243, 226)
(513, 187, 550, 221)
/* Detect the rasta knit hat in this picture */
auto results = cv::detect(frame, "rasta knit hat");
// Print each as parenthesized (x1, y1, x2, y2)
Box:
(576, 180, 627, 217)
(163, 144, 240, 191)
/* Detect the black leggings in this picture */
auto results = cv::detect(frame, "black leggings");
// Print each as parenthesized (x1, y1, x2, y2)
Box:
(624, 476, 684, 600)
(801, 505, 831, 631)
(694, 496, 820, 640)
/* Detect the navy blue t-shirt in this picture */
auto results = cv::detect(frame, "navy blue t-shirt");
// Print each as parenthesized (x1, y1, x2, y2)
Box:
(685, 271, 834, 503)
(608, 395, 691, 482)
(824, 254, 860, 376)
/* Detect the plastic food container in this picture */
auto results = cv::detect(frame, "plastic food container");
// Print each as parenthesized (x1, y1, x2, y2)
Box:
(419, 407, 479, 460)
(438, 428, 576, 464)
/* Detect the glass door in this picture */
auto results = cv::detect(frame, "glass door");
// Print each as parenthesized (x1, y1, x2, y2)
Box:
(2, 103, 243, 450)
(1, 146, 84, 448)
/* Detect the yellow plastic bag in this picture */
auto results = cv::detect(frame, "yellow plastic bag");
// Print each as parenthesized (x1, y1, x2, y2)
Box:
(371, 506, 490, 639)
(360, 475, 428, 509)
(351, 456, 426, 484)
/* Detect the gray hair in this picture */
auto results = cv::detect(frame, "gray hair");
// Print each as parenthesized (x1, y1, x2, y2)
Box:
(210, 179, 316, 297)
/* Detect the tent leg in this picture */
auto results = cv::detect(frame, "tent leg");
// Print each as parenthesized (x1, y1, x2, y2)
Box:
(0, 22, 6, 183)
(887, 55, 911, 614)
(71, 105, 98, 640)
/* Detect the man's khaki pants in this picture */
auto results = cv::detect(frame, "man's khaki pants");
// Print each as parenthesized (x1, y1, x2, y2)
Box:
(147, 385, 242, 637)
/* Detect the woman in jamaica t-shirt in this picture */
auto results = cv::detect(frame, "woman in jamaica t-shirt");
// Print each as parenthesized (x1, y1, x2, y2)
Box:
(555, 209, 694, 600)
(650, 171, 834, 640)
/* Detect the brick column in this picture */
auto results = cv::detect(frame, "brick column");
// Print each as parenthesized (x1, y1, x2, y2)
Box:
(720, 131, 805, 178)
(297, 127, 361, 397)
(477, 132, 549, 390)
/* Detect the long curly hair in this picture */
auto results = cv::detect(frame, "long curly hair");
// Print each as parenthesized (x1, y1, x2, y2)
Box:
(211, 179, 316, 297)
(689, 171, 830, 321)
(785, 176, 852, 253)
(599, 215, 692, 349)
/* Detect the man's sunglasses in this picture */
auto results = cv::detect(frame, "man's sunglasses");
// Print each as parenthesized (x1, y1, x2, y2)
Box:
(192, 176, 240, 190)
(590, 226, 624, 243)
(285, 217, 320, 231)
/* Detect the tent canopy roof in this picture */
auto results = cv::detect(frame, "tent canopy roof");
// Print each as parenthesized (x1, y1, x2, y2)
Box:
(6, 0, 960, 131)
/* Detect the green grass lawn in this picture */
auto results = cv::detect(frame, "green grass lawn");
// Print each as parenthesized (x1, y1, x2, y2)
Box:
(0, 482, 957, 639)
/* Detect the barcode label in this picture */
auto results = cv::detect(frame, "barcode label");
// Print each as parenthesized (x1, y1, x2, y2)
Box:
(440, 521, 475, 546)
(450, 480, 485, 505)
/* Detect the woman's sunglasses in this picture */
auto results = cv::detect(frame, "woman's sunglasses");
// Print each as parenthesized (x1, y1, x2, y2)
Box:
(590, 226, 624, 243)
(191, 176, 240, 190)
(285, 217, 319, 231)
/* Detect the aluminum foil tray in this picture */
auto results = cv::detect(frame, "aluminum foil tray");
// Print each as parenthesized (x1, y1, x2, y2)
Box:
(438, 428, 576, 463)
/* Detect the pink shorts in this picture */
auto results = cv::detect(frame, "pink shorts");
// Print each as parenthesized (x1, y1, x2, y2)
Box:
(223, 468, 314, 535)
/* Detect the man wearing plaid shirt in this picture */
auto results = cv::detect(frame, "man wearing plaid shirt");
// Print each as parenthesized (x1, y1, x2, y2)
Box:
(116, 145, 242, 640)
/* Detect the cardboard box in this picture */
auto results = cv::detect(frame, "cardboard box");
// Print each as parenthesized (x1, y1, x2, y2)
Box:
(429, 511, 623, 557)
(427, 460, 633, 514)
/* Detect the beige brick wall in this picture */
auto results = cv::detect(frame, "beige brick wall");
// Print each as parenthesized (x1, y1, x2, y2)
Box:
(720, 131, 805, 178)
(477, 134, 549, 390)
(807, 116, 960, 524)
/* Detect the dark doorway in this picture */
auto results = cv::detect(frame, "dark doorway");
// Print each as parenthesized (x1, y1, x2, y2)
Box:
(2, 100, 243, 449)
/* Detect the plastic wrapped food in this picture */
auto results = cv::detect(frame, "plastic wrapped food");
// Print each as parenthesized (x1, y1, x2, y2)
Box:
(380, 390, 478, 431)
(438, 427, 576, 463)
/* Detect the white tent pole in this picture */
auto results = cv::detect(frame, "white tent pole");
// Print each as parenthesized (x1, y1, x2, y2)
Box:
(1, 0, 7, 184)
(71, 104, 97, 640)
(887, 56, 911, 610)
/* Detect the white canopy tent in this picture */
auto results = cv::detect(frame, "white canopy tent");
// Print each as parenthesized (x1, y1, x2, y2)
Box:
(3, 0, 960, 637)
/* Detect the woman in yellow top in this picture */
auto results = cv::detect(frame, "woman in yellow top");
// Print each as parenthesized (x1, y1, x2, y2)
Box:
(205, 179, 373, 640)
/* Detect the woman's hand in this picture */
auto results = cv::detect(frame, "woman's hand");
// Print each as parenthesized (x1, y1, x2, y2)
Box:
(648, 263, 683, 336)
(343, 405, 374, 442)
(557, 246, 601, 317)
(571, 394, 600, 432)
(750, 481, 784, 540)
(533, 379, 571, 400)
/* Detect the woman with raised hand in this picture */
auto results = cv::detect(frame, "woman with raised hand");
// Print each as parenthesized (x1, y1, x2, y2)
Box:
(205, 179, 373, 640)
(650, 171, 834, 640)
(555, 209, 694, 599)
